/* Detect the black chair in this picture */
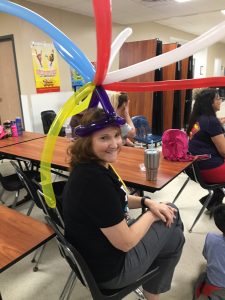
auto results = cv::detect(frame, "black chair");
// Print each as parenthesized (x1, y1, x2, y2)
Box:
(0, 160, 40, 210)
(132, 115, 162, 147)
(41, 110, 65, 137)
(10, 160, 66, 271)
(173, 160, 225, 232)
(37, 189, 76, 300)
(45, 215, 159, 300)
(0, 171, 25, 207)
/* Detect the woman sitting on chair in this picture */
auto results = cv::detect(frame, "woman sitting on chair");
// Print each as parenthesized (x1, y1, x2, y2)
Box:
(187, 88, 225, 209)
(63, 108, 184, 300)
(110, 92, 136, 146)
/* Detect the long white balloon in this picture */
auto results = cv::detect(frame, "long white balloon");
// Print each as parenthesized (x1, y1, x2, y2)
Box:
(104, 20, 225, 84)
(107, 27, 133, 72)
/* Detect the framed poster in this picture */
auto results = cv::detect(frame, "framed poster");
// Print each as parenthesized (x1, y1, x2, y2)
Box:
(31, 42, 60, 93)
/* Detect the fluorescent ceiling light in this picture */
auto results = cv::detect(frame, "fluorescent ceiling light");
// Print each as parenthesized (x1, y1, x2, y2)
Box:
(175, 0, 191, 3)
(221, 10, 225, 15)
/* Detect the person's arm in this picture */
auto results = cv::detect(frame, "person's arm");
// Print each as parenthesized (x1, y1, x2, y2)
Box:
(202, 234, 209, 259)
(219, 117, 225, 125)
(101, 210, 158, 252)
(101, 197, 177, 252)
(211, 134, 225, 157)
(117, 101, 136, 138)
(123, 112, 136, 138)
(128, 194, 177, 227)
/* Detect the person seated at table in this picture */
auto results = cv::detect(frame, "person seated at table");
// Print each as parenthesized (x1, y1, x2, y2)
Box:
(187, 88, 225, 211)
(110, 92, 136, 146)
(63, 108, 185, 300)
(202, 204, 225, 290)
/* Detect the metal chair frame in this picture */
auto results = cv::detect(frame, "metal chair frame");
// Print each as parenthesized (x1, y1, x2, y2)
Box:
(45, 214, 159, 300)
(173, 161, 225, 232)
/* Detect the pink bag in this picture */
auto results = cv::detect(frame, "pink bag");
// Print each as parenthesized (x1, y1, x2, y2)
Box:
(162, 129, 194, 162)
(0, 125, 7, 140)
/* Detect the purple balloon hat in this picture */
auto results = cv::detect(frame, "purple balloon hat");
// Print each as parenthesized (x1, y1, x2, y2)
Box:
(74, 86, 125, 137)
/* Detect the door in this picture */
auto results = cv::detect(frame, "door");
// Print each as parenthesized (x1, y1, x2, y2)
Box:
(0, 35, 22, 125)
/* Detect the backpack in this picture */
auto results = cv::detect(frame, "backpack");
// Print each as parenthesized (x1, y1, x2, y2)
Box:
(0, 125, 7, 140)
(162, 129, 194, 162)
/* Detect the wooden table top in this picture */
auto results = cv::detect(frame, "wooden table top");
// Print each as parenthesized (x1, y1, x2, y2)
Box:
(0, 136, 193, 192)
(113, 146, 193, 191)
(0, 205, 54, 272)
(0, 135, 71, 168)
(0, 131, 45, 148)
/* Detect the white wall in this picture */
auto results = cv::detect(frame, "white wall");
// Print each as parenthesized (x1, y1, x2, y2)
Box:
(193, 49, 208, 78)
(21, 92, 73, 133)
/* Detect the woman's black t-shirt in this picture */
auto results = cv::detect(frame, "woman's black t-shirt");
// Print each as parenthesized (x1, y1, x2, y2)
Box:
(63, 162, 128, 282)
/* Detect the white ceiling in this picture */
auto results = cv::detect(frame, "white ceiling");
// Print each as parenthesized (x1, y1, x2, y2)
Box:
(25, 0, 225, 41)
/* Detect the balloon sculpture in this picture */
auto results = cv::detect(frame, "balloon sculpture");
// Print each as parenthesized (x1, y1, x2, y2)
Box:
(1, 0, 225, 207)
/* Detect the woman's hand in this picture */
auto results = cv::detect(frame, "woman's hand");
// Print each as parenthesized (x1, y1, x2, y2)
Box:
(219, 117, 225, 124)
(117, 100, 130, 119)
(145, 200, 177, 227)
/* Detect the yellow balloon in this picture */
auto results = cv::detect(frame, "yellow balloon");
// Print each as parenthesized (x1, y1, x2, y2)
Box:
(40, 83, 95, 207)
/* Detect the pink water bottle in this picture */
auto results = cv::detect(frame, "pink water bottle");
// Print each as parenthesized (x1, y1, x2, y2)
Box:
(11, 121, 18, 137)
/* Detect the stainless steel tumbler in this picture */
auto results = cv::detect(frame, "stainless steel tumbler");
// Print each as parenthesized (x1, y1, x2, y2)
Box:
(144, 149, 160, 181)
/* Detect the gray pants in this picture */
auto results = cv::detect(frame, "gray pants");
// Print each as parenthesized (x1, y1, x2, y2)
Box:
(99, 204, 185, 294)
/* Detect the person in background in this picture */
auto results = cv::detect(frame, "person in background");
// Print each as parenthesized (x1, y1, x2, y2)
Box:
(187, 88, 225, 212)
(63, 108, 185, 300)
(110, 92, 136, 146)
(203, 204, 225, 290)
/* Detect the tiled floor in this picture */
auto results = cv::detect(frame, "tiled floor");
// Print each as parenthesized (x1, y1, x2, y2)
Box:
(0, 160, 219, 300)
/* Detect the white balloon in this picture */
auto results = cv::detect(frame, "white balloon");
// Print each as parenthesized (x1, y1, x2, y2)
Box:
(104, 20, 225, 84)
(107, 27, 132, 72)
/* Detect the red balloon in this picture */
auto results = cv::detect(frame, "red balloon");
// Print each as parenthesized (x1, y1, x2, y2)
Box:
(103, 77, 225, 92)
(92, 0, 112, 85)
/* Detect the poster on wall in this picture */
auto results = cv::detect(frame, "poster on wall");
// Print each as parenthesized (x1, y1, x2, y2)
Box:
(31, 42, 60, 93)
(70, 68, 84, 91)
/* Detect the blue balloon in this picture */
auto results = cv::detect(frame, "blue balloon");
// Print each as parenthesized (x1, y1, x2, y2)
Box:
(0, 0, 95, 83)
(53, 41, 95, 83)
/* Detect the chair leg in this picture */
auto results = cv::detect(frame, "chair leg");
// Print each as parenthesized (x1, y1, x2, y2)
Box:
(0, 188, 5, 204)
(173, 177, 190, 204)
(26, 201, 35, 216)
(134, 287, 145, 299)
(65, 274, 77, 300)
(189, 191, 213, 233)
(11, 190, 20, 208)
(59, 271, 77, 300)
(32, 244, 47, 271)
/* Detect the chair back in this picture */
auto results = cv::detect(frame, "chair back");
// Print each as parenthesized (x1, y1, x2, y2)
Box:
(11, 160, 65, 228)
(37, 189, 64, 229)
(0, 172, 8, 188)
(132, 115, 151, 138)
(45, 217, 159, 300)
(41, 110, 56, 134)
(10, 160, 43, 208)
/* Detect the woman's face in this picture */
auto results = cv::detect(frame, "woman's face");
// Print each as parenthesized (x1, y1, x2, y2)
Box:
(92, 126, 122, 166)
(212, 94, 222, 112)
